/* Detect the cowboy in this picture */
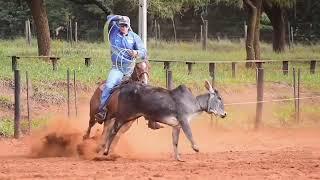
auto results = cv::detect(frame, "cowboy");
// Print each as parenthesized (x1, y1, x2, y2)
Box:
(95, 15, 146, 123)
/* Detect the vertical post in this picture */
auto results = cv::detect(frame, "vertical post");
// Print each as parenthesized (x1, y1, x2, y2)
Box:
(200, 25, 203, 42)
(297, 68, 300, 123)
(291, 26, 294, 45)
(14, 70, 21, 138)
(157, 23, 161, 40)
(293, 68, 297, 122)
(75, 21, 78, 43)
(288, 22, 291, 48)
(25, 20, 28, 43)
(202, 20, 208, 50)
(26, 71, 31, 133)
(67, 69, 70, 117)
(12, 56, 20, 71)
(209, 63, 215, 86)
(255, 64, 264, 129)
(232, 62, 236, 78)
(50, 57, 58, 71)
(282, 61, 289, 75)
(69, 17, 73, 43)
(164, 61, 170, 70)
(73, 70, 78, 117)
(167, 70, 173, 90)
(310, 60, 316, 74)
(85, 57, 91, 67)
(27, 19, 31, 46)
(154, 19, 157, 40)
(139, 0, 147, 47)
(186, 62, 194, 75)
(245, 21, 248, 41)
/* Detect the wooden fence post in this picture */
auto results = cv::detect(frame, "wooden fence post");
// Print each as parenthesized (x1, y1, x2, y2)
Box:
(74, 70, 78, 117)
(310, 60, 316, 74)
(282, 61, 289, 75)
(202, 20, 208, 51)
(297, 68, 300, 123)
(255, 63, 264, 129)
(186, 62, 194, 75)
(75, 21, 78, 44)
(232, 62, 236, 78)
(14, 70, 21, 138)
(26, 71, 31, 134)
(85, 57, 91, 67)
(50, 57, 59, 71)
(293, 68, 297, 123)
(12, 56, 20, 71)
(164, 61, 170, 70)
(209, 63, 215, 86)
(167, 70, 173, 90)
(67, 69, 70, 117)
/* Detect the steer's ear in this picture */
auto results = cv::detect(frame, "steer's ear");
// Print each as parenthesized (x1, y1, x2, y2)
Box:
(204, 80, 214, 92)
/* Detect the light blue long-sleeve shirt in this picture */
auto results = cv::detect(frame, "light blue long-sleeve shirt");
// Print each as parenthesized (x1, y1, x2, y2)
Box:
(106, 15, 147, 71)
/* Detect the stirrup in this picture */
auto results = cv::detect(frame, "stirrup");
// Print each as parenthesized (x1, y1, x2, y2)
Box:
(95, 111, 106, 124)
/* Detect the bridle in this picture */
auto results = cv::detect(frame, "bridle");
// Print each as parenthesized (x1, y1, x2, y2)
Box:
(132, 61, 149, 83)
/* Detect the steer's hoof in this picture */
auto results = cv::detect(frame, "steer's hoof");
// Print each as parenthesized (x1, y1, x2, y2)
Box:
(192, 145, 199, 152)
(175, 155, 185, 162)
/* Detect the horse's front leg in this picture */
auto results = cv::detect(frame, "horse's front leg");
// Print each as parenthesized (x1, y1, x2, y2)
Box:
(97, 117, 115, 156)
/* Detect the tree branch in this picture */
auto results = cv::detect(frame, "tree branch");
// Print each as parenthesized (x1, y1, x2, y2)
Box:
(66, 0, 112, 15)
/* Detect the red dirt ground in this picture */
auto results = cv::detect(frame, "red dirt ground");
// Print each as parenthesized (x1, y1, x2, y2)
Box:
(0, 114, 319, 179)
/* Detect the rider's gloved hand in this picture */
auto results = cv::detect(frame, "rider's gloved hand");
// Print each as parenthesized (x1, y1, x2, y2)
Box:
(129, 50, 138, 58)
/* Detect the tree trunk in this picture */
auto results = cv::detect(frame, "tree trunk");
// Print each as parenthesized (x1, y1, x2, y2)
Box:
(263, 2, 286, 53)
(26, 0, 51, 56)
(244, 0, 258, 68)
(254, 0, 262, 60)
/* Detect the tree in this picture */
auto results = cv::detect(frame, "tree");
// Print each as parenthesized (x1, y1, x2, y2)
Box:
(148, 0, 183, 42)
(66, 0, 112, 15)
(263, 0, 295, 53)
(26, 0, 51, 56)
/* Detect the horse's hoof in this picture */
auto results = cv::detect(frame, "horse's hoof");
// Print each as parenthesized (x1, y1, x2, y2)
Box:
(175, 156, 185, 162)
(192, 145, 199, 152)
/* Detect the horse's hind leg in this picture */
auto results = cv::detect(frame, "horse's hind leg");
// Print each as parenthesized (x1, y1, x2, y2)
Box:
(83, 116, 96, 140)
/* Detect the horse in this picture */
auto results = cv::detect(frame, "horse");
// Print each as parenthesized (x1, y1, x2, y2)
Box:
(83, 61, 150, 140)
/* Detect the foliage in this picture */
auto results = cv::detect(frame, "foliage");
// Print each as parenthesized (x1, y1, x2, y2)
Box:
(0, 1, 31, 38)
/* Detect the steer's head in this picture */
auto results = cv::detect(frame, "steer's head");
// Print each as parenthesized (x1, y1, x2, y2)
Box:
(204, 80, 227, 118)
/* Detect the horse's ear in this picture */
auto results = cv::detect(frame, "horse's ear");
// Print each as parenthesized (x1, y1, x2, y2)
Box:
(204, 80, 213, 92)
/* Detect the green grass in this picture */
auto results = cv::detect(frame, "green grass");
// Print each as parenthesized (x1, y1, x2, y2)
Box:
(0, 117, 49, 137)
(1, 38, 319, 90)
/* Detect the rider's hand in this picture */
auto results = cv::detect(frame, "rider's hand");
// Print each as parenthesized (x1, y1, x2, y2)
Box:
(129, 50, 138, 58)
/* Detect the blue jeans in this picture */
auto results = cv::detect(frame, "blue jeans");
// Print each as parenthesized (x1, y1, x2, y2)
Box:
(99, 67, 124, 110)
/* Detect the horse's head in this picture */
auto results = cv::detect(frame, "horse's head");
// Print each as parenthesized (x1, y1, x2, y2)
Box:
(131, 61, 150, 84)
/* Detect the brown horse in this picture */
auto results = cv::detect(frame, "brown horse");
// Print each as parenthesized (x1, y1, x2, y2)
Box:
(83, 61, 150, 140)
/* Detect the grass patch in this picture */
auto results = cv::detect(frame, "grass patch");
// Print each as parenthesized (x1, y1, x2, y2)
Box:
(0, 117, 49, 137)
(0, 95, 14, 109)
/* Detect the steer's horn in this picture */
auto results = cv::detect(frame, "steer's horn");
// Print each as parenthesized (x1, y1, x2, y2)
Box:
(204, 80, 214, 92)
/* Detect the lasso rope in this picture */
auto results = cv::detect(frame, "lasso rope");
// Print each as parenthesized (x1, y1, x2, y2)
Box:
(103, 21, 136, 74)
